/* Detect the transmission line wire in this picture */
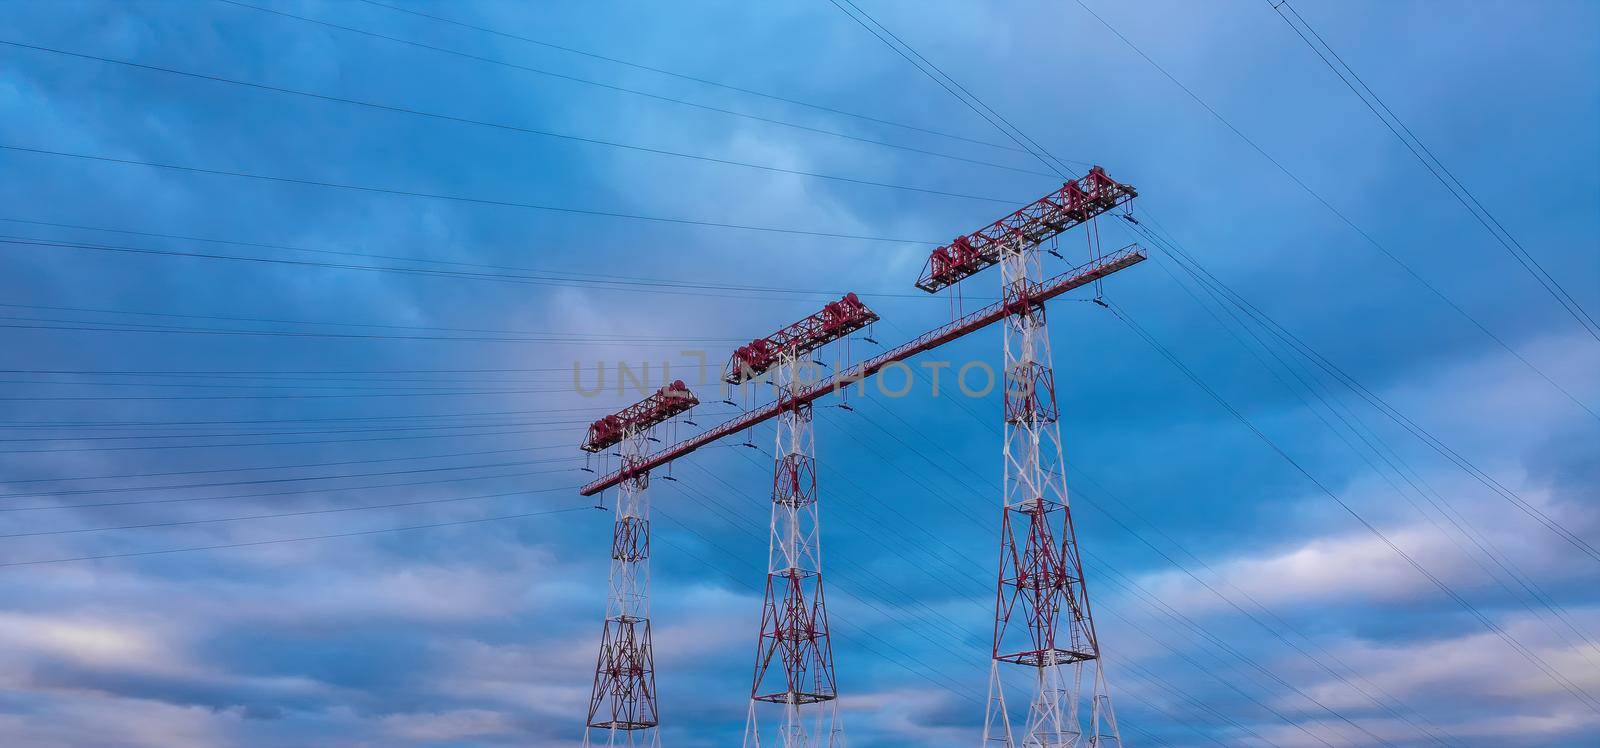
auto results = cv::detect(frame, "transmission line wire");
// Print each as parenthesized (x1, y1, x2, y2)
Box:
(0, 215, 934, 300)
(1069, 0, 1597, 424)
(0, 38, 1029, 206)
(352, 0, 1025, 154)
(1265, 0, 1600, 342)
(0, 144, 936, 245)
(1106, 300, 1600, 713)
(208, 0, 1057, 178)
(0, 503, 590, 568)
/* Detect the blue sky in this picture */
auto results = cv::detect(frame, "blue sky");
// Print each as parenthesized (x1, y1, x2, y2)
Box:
(0, 0, 1596, 746)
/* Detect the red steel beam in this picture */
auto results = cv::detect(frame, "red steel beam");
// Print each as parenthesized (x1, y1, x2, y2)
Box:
(579, 246, 1145, 496)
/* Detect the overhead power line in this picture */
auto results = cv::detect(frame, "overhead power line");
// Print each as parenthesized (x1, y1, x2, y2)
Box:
(0, 38, 1028, 205)
(1265, 0, 1600, 343)
(0, 502, 590, 568)
(881, 364, 1452, 746)
(208, 0, 1057, 178)
(826, 0, 1082, 177)
(0, 144, 936, 245)
(0, 464, 576, 514)
(351, 0, 1025, 155)
(835, 2, 1600, 724)
(0, 301, 737, 342)
(0, 225, 938, 301)
(1107, 301, 1600, 714)
(1069, 0, 1595, 422)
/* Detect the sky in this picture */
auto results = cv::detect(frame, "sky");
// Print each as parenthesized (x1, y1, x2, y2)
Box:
(0, 0, 1596, 746)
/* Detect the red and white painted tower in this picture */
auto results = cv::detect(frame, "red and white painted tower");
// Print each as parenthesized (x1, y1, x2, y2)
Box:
(726, 294, 878, 748)
(918, 167, 1137, 747)
(581, 382, 699, 747)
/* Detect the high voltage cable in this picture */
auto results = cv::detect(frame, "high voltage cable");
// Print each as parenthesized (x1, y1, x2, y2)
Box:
(808, 354, 1336, 741)
(352, 0, 1025, 155)
(1073, 471, 1463, 747)
(1087, 563, 1344, 747)
(1127, 217, 1600, 562)
(819, 0, 1568, 712)
(835, 0, 1596, 713)
(0, 405, 736, 428)
(812, 404, 1349, 743)
(1069, 0, 1595, 424)
(0, 373, 583, 391)
(1146, 229, 1600, 665)
(0, 502, 591, 568)
(1265, 0, 1600, 343)
(0, 301, 740, 341)
(0, 419, 589, 442)
(0, 366, 592, 378)
(1133, 222, 1600, 669)
(0, 371, 582, 386)
(0, 231, 938, 301)
(826, 0, 1080, 178)
(0, 381, 602, 396)
(0, 317, 710, 347)
(0, 444, 576, 486)
(1106, 301, 1600, 714)
(0, 455, 584, 501)
(0, 404, 726, 429)
(675, 454, 1234, 735)
(0, 427, 568, 455)
(1078, 487, 1458, 746)
(818, 0, 1434, 710)
(0, 483, 574, 540)
(208, 0, 1056, 178)
(0, 387, 604, 401)
(861, 367, 1448, 745)
(645, 516, 985, 708)
(0, 218, 940, 300)
(0, 145, 937, 245)
(669, 468, 992, 674)
(0, 308, 732, 346)
(0, 484, 984, 716)
(0, 464, 576, 514)
(0, 38, 1028, 205)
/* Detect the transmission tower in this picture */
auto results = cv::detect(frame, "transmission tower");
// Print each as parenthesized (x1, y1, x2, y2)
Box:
(917, 167, 1136, 746)
(573, 168, 1143, 746)
(727, 294, 878, 748)
(580, 382, 700, 747)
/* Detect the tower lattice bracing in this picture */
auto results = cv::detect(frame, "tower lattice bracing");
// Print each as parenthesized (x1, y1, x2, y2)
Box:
(744, 349, 843, 748)
(983, 235, 1121, 747)
(585, 425, 662, 747)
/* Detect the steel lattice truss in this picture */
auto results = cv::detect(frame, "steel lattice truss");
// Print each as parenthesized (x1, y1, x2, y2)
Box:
(581, 380, 700, 453)
(916, 166, 1137, 293)
(724, 292, 879, 384)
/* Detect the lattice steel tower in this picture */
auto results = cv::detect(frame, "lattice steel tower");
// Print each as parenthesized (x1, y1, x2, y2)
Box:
(727, 294, 877, 748)
(916, 167, 1137, 747)
(581, 383, 699, 747)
